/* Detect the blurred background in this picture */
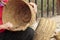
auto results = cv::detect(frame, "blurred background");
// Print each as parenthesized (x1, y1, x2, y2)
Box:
(25, 0, 57, 18)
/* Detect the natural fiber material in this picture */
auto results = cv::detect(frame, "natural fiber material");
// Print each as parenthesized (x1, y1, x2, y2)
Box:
(33, 18, 56, 40)
(55, 32, 60, 40)
(50, 16, 60, 40)
(2, 0, 36, 31)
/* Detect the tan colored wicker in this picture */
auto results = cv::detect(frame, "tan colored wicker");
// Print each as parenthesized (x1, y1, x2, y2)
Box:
(2, 0, 36, 31)
(55, 32, 60, 40)
(33, 18, 56, 40)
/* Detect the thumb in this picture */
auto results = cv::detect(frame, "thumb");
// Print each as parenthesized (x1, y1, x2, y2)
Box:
(5, 22, 13, 28)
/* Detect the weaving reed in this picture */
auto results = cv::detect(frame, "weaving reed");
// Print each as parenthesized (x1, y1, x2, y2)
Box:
(33, 18, 56, 40)
(54, 32, 60, 40)
(2, 0, 36, 31)
(51, 16, 60, 40)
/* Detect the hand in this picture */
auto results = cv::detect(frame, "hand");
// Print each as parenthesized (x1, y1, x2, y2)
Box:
(1, 1, 6, 5)
(29, 2, 37, 13)
(5, 22, 13, 30)
(0, 0, 8, 6)
(2, 22, 13, 30)
(0, 22, 13, 29)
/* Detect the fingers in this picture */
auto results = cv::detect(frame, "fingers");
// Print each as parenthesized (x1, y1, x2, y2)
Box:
(5, 22, 13, 28)
(29, 2, 37, 13)
(4, 22, 13, 30)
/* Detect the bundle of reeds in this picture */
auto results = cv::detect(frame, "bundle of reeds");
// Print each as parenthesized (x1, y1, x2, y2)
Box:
(33, 18, 56, 40)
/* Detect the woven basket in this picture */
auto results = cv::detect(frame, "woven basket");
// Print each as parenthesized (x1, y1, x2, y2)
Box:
(2, 0, 36, 31)
(33, 18, 56, 40)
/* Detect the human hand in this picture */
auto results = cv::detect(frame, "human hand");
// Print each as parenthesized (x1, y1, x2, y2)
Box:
(0, 22, 13, 29)
(2, 22, 13, 30)
(4, 22, 13, 30)
(0, 0, 8, 6)
(29, 2, 37, 13)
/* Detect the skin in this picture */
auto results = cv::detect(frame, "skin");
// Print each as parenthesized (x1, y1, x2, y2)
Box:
(0, 22, 13, 30)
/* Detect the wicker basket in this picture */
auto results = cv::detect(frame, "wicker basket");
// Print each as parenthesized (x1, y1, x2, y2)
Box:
(2, 0, 36, 31)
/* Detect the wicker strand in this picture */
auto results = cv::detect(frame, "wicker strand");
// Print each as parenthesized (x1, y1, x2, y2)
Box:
(33, 18, 56, 40)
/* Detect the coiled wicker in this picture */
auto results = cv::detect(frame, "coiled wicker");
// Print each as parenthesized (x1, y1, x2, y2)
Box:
(2, 0, 36, 31)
